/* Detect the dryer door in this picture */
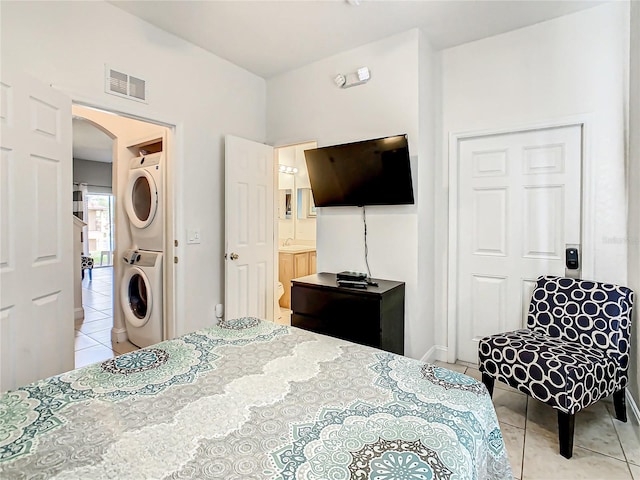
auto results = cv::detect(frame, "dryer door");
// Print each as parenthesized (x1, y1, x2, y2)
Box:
(121, 267, 153, 327)
(125, 169, 158, 229)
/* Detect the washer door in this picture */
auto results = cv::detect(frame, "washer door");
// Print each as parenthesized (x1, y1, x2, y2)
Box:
(125, 169, 158, 229)
(121, 267, 153, 327)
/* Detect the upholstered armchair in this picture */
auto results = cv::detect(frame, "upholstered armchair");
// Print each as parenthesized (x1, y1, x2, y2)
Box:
(478, 275, 635, 459)
(81, 255, 94, 281)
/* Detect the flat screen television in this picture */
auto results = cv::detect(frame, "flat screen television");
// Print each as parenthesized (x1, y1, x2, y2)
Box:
(304, 134, 414, 207)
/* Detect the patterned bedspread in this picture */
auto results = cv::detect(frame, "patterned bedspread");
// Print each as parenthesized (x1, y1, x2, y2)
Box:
(0, 318, 513, 479)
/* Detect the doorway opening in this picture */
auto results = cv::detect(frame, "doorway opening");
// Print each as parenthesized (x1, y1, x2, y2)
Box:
(72, 105, 174, 367)
(274, 141, 317, 325)
(86, 193, 115, 267)
(72, 116, 127, 366)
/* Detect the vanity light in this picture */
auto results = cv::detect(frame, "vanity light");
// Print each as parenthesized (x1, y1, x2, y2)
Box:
(278, 164, 298, 175)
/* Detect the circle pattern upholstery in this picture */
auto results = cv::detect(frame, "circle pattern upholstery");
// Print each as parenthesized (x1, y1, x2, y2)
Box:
(527, 276, 633, 370)
(479, 276, 634, 415)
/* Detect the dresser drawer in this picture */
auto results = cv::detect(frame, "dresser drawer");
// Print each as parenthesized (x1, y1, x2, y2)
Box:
(291, 285, 380, 320)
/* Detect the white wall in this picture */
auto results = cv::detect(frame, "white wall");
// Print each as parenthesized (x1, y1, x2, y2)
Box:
(417, 31, 440, 361)
(437, 2, 630, 353)
(627, 0, 640, 412)
(1, 1, 266, 336)
(267, 29, 437, 360)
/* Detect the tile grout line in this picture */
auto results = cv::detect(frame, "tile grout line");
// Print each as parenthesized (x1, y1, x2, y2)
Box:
(574, 401, 631, 464)
(520, 396, 528, 480)
(466, 364, 524, 479)
(403, 361, 638, 479)
(78, 267, 118, 361)
(603, 402, 634, 472)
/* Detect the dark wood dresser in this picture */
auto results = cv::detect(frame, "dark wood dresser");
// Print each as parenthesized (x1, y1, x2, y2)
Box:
(291, 272, 405, 355)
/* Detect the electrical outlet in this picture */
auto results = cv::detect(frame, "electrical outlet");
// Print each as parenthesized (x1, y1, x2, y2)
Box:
(187, 228, 201, 244)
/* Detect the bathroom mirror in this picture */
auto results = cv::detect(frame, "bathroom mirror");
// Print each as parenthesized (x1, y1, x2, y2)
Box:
(297, 188, 316, 219)
(276, 141, 318, 248)
(278, 189, 292, 220)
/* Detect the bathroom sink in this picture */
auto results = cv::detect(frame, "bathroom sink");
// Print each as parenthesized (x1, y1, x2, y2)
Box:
(279, 245, 315, 253)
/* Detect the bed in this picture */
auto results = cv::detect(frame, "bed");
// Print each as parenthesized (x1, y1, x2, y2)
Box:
(0, 318, 513, 479)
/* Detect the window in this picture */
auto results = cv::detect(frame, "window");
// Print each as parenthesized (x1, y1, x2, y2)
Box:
(86, 194, 115, 266)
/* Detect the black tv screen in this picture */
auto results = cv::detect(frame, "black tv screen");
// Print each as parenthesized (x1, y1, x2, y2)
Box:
(304, 134, 414, 207)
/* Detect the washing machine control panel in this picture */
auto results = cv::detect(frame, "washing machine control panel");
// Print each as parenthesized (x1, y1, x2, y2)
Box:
(122, 249, 140, 265)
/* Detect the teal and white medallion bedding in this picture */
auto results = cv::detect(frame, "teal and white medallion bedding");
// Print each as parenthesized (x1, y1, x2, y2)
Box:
(0, 318, 513, 479)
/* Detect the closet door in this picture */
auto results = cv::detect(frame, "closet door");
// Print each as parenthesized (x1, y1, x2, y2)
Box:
(1, 68, 74, 391)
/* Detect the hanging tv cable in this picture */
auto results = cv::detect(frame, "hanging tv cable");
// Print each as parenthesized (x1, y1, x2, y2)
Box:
(363, 205, 372, 279)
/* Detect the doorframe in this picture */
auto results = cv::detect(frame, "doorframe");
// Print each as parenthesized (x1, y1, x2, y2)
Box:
(58, 85, 184, 342)
(446, 115, 595, 364)
(272, 140, 318, 323)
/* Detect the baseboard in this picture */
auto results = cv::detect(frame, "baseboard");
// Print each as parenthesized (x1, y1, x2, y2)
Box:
(420, 345, 447, 364)
(111, 327, 128, 344)
(74, 307, 84, 320)
(627, 390, 640, 424)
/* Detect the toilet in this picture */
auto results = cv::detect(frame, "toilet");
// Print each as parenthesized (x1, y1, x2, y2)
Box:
(275, 282, 285, 320)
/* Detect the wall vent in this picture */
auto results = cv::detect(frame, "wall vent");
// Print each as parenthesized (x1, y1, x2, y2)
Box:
(105, 65, 148, 103)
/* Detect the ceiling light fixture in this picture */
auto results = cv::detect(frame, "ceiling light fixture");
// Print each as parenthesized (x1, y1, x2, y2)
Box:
(333, 67, 371, 89)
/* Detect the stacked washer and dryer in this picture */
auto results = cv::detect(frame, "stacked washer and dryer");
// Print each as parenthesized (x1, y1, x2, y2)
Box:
(121, 152, 164, 348)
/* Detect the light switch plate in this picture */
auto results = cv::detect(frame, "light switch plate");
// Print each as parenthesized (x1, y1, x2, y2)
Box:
(187, 229, 201, 244)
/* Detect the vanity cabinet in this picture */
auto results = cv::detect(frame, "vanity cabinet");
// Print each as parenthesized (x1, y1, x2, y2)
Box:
(279, 249, 316, 309)
(309, 251, 317, 274)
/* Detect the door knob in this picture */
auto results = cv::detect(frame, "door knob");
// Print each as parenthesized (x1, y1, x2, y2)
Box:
(230, 252, 239, 260)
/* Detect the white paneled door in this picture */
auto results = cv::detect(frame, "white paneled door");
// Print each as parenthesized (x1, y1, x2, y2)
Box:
(456, 126, 582, 363)
(0, 70, 74, 392)
(224, 135, 275, 322)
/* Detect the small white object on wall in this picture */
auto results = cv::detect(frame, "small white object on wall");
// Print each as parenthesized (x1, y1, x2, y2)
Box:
(187, 228, 201, 244)
(334, 67, 370, 89)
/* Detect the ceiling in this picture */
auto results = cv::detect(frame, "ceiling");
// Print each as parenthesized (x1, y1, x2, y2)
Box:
(76, 0, 605, 162)
(73, 117, 114, 163)
(110, 0, 605, 79)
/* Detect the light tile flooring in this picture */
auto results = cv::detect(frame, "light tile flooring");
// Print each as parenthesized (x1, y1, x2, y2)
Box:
(435, 361, 640, 480)
(75, 266, 138, 368)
